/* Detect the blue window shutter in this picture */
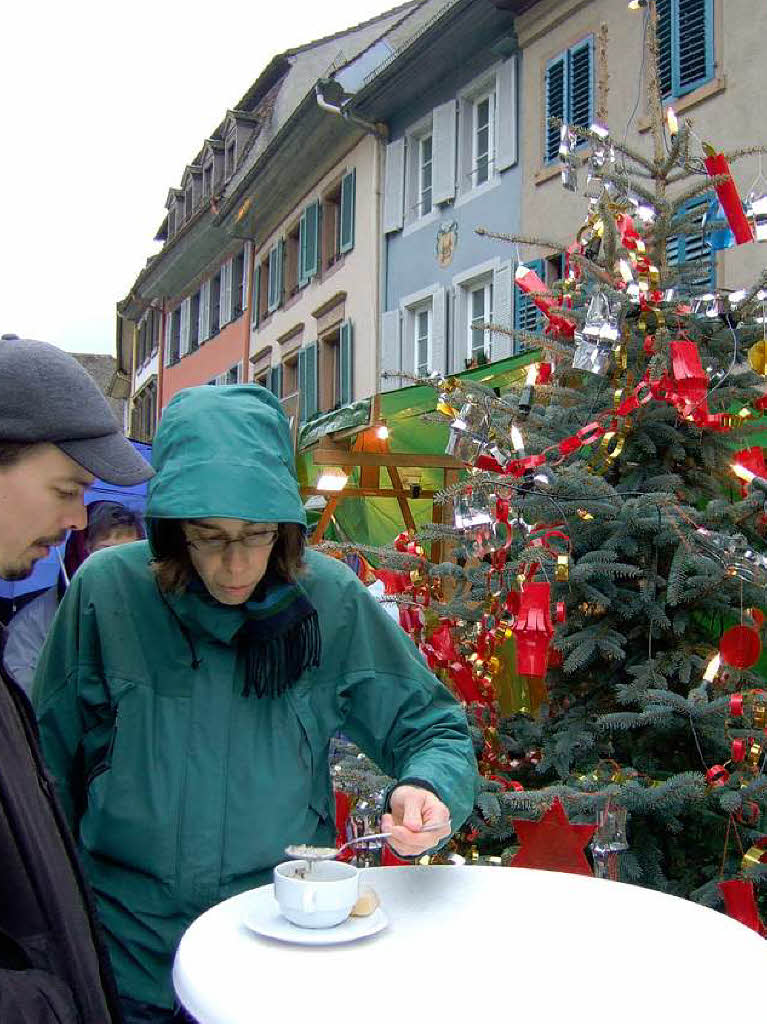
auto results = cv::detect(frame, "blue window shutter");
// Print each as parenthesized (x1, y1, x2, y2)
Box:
(272, 364, 283, 400)
(251, 262, 261, 327)
(298, 210, 308, 287)
(339, 170, 356, 254)
(676, 0, 712, 96)
(568, 37, 593, 133)
(666, 195, 715, 289)
(657, 0, 673, 97)
(339, 320, 353, 405)
(514, 259, 545, 338)
(545, 54, 567, 162)
(268, 243, 284, 312)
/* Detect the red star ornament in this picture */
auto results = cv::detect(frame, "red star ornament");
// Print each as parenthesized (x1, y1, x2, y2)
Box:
(511, 798, 597, 877)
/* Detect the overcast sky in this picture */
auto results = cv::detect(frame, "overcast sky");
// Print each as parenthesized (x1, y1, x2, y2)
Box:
(0, 0, 401, 355)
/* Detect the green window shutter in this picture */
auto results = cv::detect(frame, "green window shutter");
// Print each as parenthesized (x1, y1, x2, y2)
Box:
(305, 342, 318, 420)
(339, 320, 353, 405)
(339, 170, 356, 254)
(298, 348, 307, 422)
(300, 201, 320, 283)
(544, 55, 566, 163)
(568, 37, 592, 134)
(252, 262, 261, 327)
(514, 259, 545, 337)
(270, 364, 283, 399)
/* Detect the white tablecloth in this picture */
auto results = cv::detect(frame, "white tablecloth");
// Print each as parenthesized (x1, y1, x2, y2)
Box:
(173, 865, 766, 1024)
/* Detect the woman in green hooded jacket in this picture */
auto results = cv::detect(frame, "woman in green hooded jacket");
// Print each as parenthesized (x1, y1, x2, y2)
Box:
(34, 384, 477, 1022)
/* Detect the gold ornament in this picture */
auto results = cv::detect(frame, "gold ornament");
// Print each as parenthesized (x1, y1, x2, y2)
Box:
(748, 339, 767, 375)
(556, 555, 570, 581)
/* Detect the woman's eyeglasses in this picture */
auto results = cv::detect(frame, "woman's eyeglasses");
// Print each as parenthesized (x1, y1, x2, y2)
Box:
(185, 530, 278, 555)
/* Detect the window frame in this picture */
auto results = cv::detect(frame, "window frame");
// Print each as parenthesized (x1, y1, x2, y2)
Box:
(472, 91, 496, 188)
(468, 279, 493, 361)
(413, 304, 432, 377)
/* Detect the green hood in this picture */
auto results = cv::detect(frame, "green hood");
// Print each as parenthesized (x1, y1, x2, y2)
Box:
(146, 385, 306, 550)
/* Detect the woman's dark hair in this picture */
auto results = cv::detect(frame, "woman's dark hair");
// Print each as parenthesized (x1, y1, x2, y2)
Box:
(0, 442, 37, 467)
(86, 502, 144, 546)
(151, 519, 306, 594)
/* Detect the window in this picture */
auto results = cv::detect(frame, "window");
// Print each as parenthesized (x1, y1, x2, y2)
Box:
(210, 272, 221, 335)
(282, 356, 298, 397)
(666, 194, 715, 290)
(414, 307, 431, 376)
(285, 221, 301, 299)
(469, 281, 493, 361)
(232, 249, 245, 318)
(225, 364, 240, 386)
(657, 0, 713, 100)
(472, 95, 495, 187)
(339, 169, 355, 254)
(321, 183, 341, 271)
(419, 136, 433, 216)
(189, 292, 200, 351)
(203, 163, 213, 197)
(268, 242, 284, 313)
(225, 138, 236, 179)
(545, 38, 593, 163)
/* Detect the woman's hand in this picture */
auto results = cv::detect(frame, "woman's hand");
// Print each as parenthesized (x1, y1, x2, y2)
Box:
(381, 785, 452, 857)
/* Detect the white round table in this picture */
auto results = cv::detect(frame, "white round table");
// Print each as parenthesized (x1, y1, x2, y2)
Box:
(173, 866, 766, 1024)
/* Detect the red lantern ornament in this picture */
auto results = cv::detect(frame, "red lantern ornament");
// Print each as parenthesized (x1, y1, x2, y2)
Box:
(669, 340, 708, 416)
(719, 625, 762, 669)
(512, 581, 566, 678)
(511, 798, 597, 876)
(733, 448, 767, 497)
(705, 764, 730, 787)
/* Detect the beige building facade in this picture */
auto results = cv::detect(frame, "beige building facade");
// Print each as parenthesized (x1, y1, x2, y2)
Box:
(515, 0, 767, 289)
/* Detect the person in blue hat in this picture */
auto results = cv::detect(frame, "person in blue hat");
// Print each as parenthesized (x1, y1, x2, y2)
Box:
(0, 334, 152, 1023)
(34, 383, 477, 1023)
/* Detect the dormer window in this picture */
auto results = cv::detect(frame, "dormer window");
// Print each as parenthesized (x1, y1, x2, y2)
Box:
(184, 185, 193, 219)
(225, 139, 236, 179)
(203, 163, 213, 197)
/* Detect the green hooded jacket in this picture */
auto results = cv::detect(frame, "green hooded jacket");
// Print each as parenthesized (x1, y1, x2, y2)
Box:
(34, 385, 477, 1008)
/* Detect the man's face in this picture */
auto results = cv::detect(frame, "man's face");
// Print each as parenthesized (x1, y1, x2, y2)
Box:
(0, 444, 93, 580)
(87, 526, 140, 554)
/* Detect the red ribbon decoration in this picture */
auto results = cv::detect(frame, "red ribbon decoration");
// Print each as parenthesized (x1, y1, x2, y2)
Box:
(514, 265, 577, 338)
(734, 447, 767, 497)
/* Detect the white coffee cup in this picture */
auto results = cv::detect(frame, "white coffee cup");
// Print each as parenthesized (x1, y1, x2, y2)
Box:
(273, 859, 359, 929)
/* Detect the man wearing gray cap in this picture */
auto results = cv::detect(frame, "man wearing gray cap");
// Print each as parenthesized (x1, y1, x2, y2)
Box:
(0, 334, 153, 1023)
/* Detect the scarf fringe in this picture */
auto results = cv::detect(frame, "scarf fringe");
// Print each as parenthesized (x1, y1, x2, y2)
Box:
(241, 609, 321, 699)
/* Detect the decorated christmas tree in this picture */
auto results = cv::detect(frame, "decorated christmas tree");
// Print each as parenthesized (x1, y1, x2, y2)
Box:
(327, 6, 767, 925)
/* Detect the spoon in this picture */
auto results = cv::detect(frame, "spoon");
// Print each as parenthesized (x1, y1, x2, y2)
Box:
(285, 821, 451, 863)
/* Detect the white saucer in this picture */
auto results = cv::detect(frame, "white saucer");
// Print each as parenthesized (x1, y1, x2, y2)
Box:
(242, 885, 388, 945)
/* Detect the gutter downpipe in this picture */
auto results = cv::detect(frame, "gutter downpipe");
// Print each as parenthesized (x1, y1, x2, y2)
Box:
(315, 84, 389, 404)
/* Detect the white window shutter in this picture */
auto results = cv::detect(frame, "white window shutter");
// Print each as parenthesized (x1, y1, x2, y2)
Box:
(457, 98, 474, 198)
(199, 280, 210, 342)
(451, 286, 468, 372)
(383, 138, 405, 234)
(163, 312, 172, 367)
(179, 297, 190, 356)
(432, 101, 457, 205)
(380, 309, 401, 391)
(431, 287, 447, 375)
(492, 260, 514, 360)
(496, 56, 518, 172)
(220, 259, 233, 326)
(402, 308, 416, 378)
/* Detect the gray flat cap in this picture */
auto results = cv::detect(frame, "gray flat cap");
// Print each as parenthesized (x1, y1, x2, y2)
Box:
(0, 336, 154, 485)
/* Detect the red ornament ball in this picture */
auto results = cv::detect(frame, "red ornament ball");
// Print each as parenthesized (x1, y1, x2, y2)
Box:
(719, 625, 762, 669)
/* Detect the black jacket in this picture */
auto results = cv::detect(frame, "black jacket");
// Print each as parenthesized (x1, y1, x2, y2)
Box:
(0, 632, 122, 1023)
